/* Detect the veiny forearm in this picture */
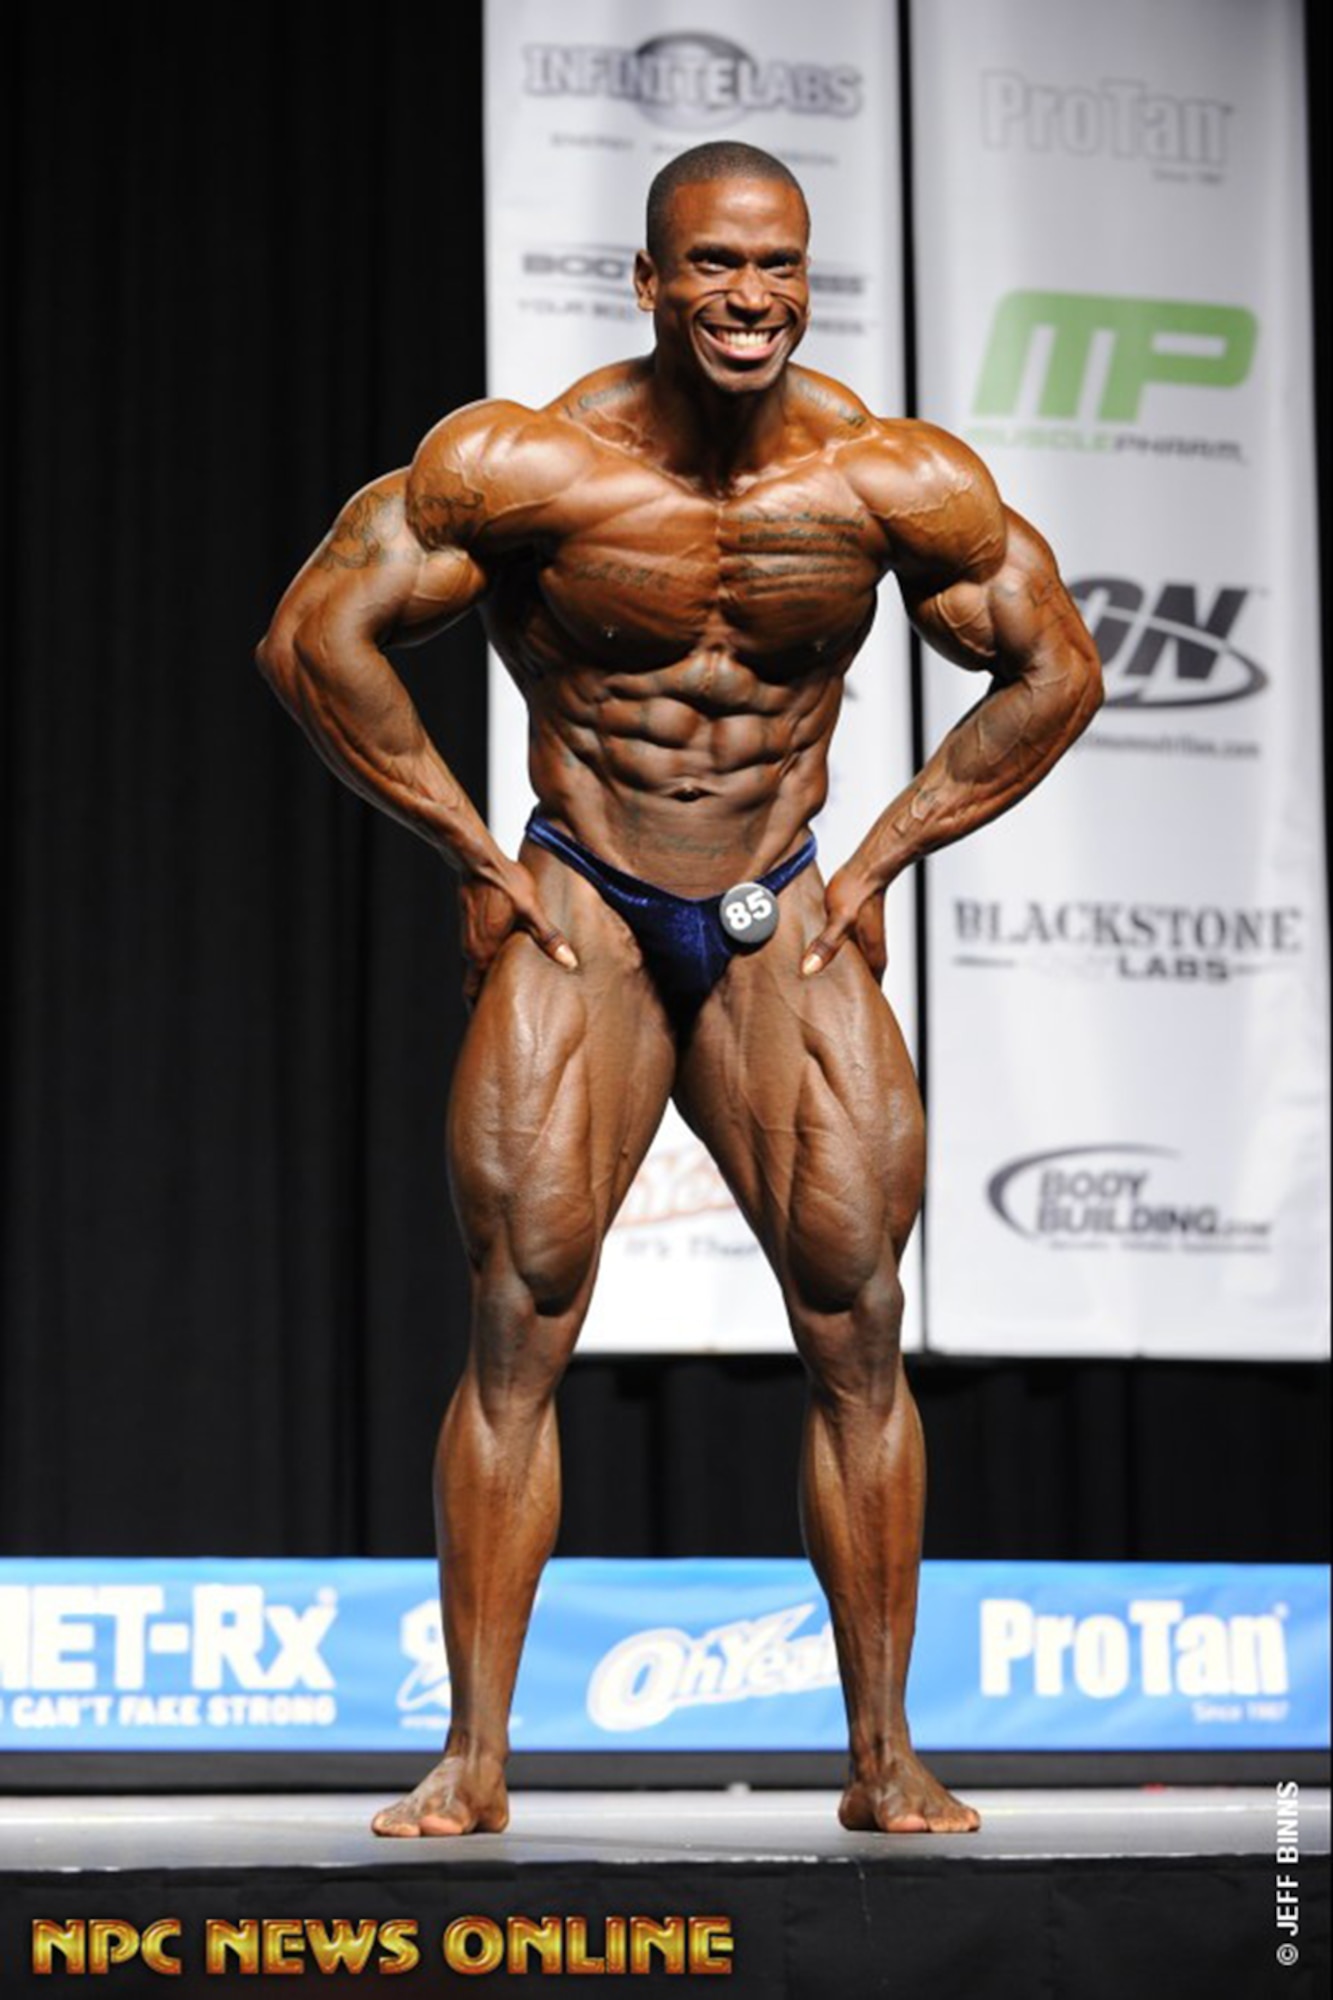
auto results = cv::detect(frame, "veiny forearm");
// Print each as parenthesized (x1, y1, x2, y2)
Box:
(258, 625, 502, 878)
(856, 647, 1102, 888)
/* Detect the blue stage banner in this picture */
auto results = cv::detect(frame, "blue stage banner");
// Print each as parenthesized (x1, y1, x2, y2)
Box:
(0, 1559, 1325, 1754)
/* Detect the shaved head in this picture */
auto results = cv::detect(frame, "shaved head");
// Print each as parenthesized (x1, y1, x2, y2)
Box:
(645, 142, 808, 264)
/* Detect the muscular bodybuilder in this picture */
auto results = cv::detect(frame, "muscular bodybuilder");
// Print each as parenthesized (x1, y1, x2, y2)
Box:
(257, 142, 1103, 1837)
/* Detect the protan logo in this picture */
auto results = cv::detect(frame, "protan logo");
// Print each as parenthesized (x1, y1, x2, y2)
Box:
(980, 1598, 1289, 1699)
(981, 71, 1231, 169)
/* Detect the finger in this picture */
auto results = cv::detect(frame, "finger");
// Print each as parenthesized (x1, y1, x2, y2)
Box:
(522, 909, 579, 970)
(856, 900, 888, 982)
(800, 923, 850, 978)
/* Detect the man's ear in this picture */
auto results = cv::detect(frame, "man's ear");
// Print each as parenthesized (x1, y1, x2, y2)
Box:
(633, 250, 657, 314)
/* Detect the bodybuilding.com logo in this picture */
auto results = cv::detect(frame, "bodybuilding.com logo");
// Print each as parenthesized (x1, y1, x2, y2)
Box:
(522, 244, 867, 305)
(952, 898, 1303, 986)
(522, 34, 863, 129)
(981, 72, 1230, 171)
(1070, 579, 1266, 708)
(981, 1598, 1288, 1702)
(970, 290, 1256, 458)
(986, 1144, 1271, 1250)
(587, 1604, 837, 1731)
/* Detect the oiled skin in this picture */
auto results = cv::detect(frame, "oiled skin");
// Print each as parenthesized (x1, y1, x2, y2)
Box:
(257, 178, 1103, 1837)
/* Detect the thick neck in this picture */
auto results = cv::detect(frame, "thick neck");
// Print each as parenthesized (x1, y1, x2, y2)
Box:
(643, 344, 790, 492)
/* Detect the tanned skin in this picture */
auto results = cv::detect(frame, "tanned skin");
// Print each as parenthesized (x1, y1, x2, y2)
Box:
(257, 175, 1102, 1837)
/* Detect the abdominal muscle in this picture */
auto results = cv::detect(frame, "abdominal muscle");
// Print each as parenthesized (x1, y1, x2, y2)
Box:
(519, 648, 845, 898)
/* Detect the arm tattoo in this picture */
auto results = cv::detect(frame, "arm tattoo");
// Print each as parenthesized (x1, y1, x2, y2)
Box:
(313, 489, 402, 571)
(406, 472, 485, 550)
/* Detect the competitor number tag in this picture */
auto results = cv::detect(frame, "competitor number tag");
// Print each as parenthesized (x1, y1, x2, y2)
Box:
(719, 881, 779, 947)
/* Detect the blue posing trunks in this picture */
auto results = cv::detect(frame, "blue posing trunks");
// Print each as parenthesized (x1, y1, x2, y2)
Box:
(524, 812, 817, 1031)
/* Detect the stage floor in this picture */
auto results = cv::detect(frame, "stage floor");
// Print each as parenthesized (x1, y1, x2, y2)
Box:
(4, 1789, 1328, 1994)
(2, 1784, 1328, 1866)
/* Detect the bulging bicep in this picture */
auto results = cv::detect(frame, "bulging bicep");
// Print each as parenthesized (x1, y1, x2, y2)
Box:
(390, 541, 490, 647)
(903, 506, 1069, 679)
(274, 470, 486, 657)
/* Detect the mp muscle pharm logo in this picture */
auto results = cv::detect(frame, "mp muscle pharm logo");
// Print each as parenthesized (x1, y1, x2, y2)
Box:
(522, 33, 862, 128)
(971, 290, 1257, 457)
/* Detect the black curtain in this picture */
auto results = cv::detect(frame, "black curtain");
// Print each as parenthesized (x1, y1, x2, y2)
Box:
(2, 6, 1326, 1567)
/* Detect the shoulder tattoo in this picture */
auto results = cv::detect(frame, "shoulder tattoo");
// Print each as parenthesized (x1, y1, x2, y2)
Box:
(406, 467, 485, 550)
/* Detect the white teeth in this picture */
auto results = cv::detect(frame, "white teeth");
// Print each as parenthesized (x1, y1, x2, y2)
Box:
(707, 327, 777, 349)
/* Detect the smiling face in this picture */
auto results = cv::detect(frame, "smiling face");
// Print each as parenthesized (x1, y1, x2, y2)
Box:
(635, 177, 811, 397)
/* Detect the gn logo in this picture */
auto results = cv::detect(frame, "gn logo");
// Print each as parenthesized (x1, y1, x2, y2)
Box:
(1070, 579, 1265, 707)
(976, 290, 1257, 422)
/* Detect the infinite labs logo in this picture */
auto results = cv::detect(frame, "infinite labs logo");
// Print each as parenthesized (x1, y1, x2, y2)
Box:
(952, 898, 1302, 985)
(522, 34, 863, 129)
(971, 290, 1257, 458)
(1071, 579, 1266, 707)
(981, 72, 1230, 171)
(987, 1143, 1271, 1250)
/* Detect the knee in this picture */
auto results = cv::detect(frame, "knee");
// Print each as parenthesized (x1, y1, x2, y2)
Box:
(787, 1262, 906, 1408)
(455, 1131, 600, 1321)
(465, 1194, 600, 1407)
(506, 1194, 600, 1320)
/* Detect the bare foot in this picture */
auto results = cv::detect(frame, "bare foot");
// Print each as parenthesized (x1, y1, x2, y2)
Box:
(839, 1751, 981, 1834)
(371, 1752, 510, 1838)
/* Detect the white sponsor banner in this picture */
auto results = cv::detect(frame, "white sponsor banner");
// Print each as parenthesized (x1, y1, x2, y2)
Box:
(484, 0, 918, 1352)
(911, 0, 1329, 1355)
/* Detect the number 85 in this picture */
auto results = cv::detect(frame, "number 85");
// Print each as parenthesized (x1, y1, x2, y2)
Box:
(724, 889, 773, 931)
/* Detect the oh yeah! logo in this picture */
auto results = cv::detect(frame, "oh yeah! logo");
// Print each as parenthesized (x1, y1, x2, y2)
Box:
(588, 1604, 837, 1731)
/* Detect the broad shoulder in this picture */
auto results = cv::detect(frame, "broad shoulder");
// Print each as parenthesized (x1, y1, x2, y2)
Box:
(785, 365, 877, 443)
(547, 358, 653, 437)
(406, 395, 599, 547)
(839, 418, 1007, 579)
